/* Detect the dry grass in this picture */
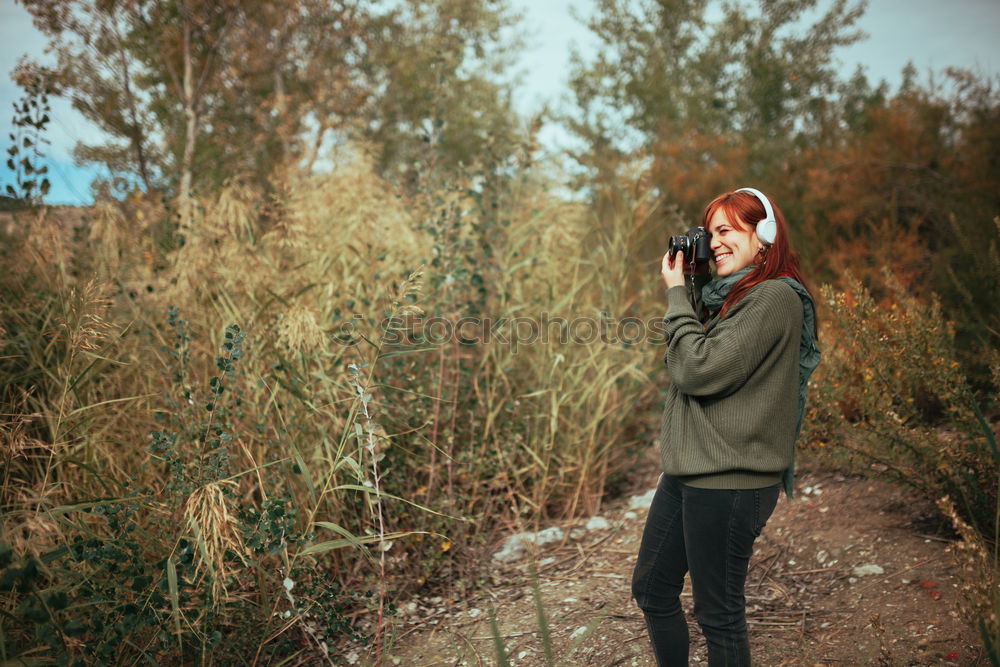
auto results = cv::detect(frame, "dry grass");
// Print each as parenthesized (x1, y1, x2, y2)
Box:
(182, 480, 246, 603)
(0, 147, 668, 660)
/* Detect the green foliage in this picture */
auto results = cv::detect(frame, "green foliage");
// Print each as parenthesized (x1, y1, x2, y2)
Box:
(364, 0, 525, 180)
(18, 0, 525, 201)
(929, 211, 1000, 385)
(530, 562, 555, 666)
(240, 498, 300, 556)
(488, 603, 512, 667)
(148, 318, 247, 498)
(4, 68, 52, 205)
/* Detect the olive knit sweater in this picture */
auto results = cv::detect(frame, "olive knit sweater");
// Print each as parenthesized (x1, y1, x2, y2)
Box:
(657, 278, 803, 490)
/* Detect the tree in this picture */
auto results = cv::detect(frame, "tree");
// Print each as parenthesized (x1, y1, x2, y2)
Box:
(16, 0, 525, 218)
(566, 0, 868, 220)
(789, 68, 1000, 366)
(20, 0, 162, 193)
(361, 0, 525, 182)
(18, 0, 375, 225)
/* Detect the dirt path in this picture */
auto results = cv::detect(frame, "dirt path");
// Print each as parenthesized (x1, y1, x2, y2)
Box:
(387, 461, 983, 666)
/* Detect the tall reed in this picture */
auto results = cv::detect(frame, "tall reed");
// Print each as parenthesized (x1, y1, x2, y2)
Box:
(1, 151, 671, 661)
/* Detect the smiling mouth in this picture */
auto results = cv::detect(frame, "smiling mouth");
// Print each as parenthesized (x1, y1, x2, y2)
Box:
(714, 252, 732, 263)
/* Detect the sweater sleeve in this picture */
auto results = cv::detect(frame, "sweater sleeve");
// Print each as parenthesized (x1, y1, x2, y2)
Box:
(662, 281, 801, 397)
(662, 272, 711, 321)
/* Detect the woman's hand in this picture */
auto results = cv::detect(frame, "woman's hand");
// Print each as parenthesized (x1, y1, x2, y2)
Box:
(661, 250, 686, 289)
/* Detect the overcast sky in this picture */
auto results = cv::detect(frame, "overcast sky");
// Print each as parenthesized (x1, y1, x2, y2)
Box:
(2, 0, 999, 205)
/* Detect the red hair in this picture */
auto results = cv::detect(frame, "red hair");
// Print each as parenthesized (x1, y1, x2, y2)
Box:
(703, 190, 816, 336)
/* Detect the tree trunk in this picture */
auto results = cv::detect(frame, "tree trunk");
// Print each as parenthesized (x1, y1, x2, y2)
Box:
(113, 12, 154, 193)
(178, 3, 198, 236)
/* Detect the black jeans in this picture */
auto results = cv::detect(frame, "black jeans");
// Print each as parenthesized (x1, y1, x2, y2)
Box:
(631, 473, 779, 666)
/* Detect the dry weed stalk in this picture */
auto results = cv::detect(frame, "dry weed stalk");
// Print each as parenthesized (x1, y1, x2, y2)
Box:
(348, 361, 389, 665)
(89, 201, 127, 277)
(0, 436, 64, 557)
(58, 278, 114, 353)
(391, 267, 425, 317)
(2, 492, 61, 558)
(182, 479, 247, 604)
(476, 192, 658, 518)
(208, 180, 258, 242)
(1, 400, 36, 464)
(23, 207, 72, 287)
(278, 303, 326, 354)
(938, 495, 999, 658)
(280, 157, 427, 262)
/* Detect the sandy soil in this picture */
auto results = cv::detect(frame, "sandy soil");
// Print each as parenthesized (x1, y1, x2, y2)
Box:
(385, 459, 984, 666)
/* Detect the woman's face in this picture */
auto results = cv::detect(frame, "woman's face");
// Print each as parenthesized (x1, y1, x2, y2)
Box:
(707, 208, 763, 277)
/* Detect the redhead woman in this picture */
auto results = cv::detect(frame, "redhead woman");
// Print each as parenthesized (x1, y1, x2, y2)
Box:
(632, 189, 820, 665)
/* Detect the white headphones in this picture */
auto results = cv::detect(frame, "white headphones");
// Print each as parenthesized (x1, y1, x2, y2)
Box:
(734, 187, 777, 245)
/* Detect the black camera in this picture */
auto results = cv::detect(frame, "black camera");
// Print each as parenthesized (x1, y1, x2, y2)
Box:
(668, 226, 713, 264)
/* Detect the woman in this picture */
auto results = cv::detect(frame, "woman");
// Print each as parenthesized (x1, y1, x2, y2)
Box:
(632, 188, 820, 665)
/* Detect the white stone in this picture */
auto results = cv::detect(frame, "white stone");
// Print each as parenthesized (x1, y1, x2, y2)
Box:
(586, 516, 611, 531)
(629, 488, 656, 509)
(570, 625, 589, 639)
(624, 511, 638, 520)
(492, 526, 566, 562)
(852, 564, 884, 577)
